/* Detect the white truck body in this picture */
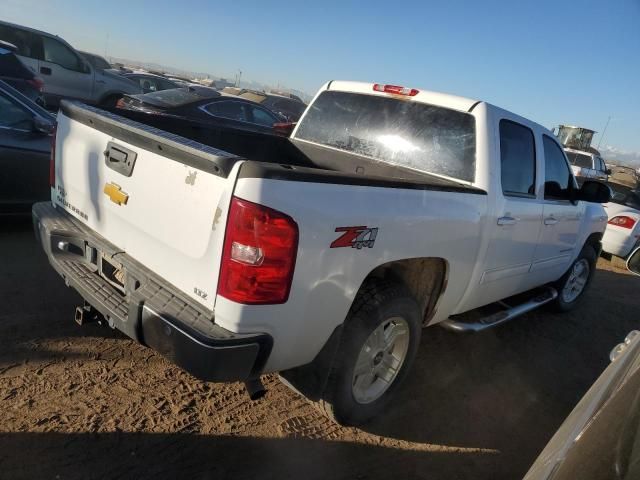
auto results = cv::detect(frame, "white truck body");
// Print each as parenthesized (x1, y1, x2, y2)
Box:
(35, 81, 608, 417)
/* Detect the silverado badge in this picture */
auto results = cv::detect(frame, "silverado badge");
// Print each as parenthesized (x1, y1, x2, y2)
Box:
(103, 182, 129, 206)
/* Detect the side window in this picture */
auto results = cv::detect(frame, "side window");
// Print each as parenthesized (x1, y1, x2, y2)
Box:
(160, 79, 178, 90)
(137, 77, 158, 93)
(204, 101, 247, 121)
(598, 157, 606, 172)
(250, 106, 276, 126)
(0, 92, 33, 130)
(499, 120, 536, 197)
(0, 25, 43, 59)
(543, 135, 574, 201)
(42, 37, 83, 71)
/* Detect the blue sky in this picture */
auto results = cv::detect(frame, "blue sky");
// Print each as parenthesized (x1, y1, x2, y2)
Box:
(3, 0, 640, 162)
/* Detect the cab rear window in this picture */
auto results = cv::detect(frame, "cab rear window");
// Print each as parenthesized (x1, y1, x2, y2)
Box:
(566, 151, 593, 169)
(295, 90, 476, 182)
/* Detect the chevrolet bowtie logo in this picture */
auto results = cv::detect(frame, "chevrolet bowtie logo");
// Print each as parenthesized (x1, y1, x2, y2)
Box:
(103, 182, 129, 206)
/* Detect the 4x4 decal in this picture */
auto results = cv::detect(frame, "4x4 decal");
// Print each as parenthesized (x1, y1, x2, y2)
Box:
(331, 226, 378, 249)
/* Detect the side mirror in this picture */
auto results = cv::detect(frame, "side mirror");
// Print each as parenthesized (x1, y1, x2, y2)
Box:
(606, 168, 612, 175)
(575, 180, 612, 203)
(627, 247, 640, 276)
(32, 116, 54, 135)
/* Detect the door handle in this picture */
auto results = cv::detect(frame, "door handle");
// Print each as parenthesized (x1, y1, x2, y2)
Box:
(40, 67, 52, 75)
(96, 79, 105, 84)
(497, 216, 517, 226)
(544, 217, 558, 225)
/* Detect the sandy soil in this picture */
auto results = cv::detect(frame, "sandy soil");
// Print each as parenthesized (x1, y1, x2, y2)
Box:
(1, 218, 639, 480)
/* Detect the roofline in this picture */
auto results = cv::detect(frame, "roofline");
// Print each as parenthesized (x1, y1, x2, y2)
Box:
(0, 19, 62, 41)
(324, 80, 482, 113)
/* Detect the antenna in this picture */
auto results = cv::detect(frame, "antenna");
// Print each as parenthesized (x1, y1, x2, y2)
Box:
(597, 116, 611, 150)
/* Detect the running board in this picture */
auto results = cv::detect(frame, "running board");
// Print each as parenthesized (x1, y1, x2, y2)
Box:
(440, 287, 558, 333)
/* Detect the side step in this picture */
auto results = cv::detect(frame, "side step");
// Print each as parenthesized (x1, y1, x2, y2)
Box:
(440, 287, 558, 333)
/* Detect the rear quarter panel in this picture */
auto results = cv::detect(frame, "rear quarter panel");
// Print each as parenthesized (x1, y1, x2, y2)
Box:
(215, 177, 487, 372)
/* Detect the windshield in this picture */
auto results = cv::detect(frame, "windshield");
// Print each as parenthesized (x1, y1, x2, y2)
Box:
(566, 151, 593, 168)
(137, 86, 219, 107)
(295, 91, 476, 182)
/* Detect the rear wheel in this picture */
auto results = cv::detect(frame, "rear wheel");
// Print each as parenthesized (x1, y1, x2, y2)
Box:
(319, 279, 421, 426)
(551, 245, 597, 312)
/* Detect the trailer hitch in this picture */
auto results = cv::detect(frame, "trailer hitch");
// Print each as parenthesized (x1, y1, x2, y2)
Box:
(74, 302, 102, 326)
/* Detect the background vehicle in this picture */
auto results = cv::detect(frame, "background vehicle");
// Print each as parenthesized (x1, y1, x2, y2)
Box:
(565, 147, 610, 182)
(0, 20, 142, 107)
(36, 81, 609, 426)
(117, 86, 292, 135)
(602, 183, 640, 259)
(0, 40, 44, 105)
(122, 73, 182, 93)
(237, 90, 306, 121)
(0, 79, 54, 214)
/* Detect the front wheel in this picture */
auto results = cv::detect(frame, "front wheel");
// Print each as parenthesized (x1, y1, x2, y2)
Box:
(319, 279, 421, 426)
(551, 245, 597, 312)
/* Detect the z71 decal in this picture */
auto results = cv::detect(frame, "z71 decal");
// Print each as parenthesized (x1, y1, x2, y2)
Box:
(331, 226, 378, 249)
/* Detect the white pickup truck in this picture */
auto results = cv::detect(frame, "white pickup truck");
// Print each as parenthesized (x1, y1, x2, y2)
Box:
(33, 81, 611, 425)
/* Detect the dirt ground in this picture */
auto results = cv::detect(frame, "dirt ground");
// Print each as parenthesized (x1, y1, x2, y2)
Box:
(1, 217, 639, 480)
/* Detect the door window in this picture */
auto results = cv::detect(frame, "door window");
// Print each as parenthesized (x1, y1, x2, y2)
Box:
(0, 25, 43, 59)
(204, 101, 247, 121)
(249, 106, 277, 126)
(499, 120, 536, 197)
(543, 135, 574, 201)
(42, 37, 83, 71)
(0, 92, 33, 130)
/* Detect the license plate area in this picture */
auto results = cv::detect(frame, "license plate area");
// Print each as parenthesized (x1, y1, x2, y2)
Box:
(99, 253, 126, 295)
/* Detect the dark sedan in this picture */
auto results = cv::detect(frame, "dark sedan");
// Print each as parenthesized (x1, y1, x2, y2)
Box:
(117, 86, 294, 135)
(0, 40, 44, 106)
(0, 80, 55, 214)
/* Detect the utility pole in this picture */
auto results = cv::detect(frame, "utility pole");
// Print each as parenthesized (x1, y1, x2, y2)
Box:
(597, 116, 611, 150)
(236, 69, 242, 87)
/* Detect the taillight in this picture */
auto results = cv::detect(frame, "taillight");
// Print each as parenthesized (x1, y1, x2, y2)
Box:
(608, 216, 636, 229)
(27, 77, 44, 92)
(218, 197, 298, 304)
(272, 122, 295, 137)
(49, 123, 57, 188)
(373, 84, 419, 96)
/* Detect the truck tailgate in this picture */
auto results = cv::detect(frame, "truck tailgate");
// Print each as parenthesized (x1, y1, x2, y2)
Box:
(53, 102, 241, 309)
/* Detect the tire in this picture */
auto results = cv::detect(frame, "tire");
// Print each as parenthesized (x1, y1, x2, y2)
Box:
(551, 244, 597, 312)
(319, 279, 421, 426)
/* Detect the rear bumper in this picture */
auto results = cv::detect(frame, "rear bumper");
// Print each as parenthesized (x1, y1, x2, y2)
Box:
(602, 226, 639, 259)
(32, 202, 272, 382)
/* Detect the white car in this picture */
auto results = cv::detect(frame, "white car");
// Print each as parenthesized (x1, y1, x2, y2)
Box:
(33, 80, 610, 425)
(602, 185, 640, 258)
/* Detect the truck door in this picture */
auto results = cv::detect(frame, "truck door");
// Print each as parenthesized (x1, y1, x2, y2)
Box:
(477, 119, 544, 303)
(38, 36, 94, 106)
(531, 135, 584, 281)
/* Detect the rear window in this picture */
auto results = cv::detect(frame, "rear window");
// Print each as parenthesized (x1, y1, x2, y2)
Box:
(295, 91, 476, 182)
(138, 87, 219, 107)
(566, 151, 593, 169)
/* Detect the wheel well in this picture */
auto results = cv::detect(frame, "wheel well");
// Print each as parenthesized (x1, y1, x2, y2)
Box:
(364, 258, 447, 325)
(584, 232, 603, 254)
